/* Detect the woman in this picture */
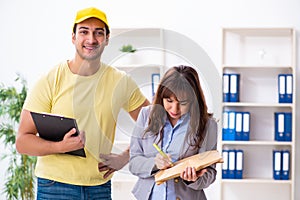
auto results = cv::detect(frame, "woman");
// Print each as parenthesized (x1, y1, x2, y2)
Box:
(129, 65, 218, 200)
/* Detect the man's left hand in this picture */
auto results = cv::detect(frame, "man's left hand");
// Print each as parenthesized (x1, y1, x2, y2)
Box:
(98, 150, 129, 179)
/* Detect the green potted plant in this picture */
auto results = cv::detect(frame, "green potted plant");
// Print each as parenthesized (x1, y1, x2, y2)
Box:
(119, 44, 139, 64)
(0, 74, 37, 200)
(119, 44, 137, 53)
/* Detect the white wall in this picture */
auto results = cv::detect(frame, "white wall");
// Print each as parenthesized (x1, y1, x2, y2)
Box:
(1, 0, 299, 199)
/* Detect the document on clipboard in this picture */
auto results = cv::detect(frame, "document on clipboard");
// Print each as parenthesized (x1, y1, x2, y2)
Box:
(30, 111, 86, 157)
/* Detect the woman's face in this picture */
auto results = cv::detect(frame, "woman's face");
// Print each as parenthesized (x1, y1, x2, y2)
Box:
(163, 94, 190, 126)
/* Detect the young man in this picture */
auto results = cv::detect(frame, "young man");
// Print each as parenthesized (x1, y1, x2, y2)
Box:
(16, 7, 149, 199)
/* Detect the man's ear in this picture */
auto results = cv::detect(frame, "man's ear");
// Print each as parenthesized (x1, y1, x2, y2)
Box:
(72, 33, 76, 44)
(105, 35, 110, 45)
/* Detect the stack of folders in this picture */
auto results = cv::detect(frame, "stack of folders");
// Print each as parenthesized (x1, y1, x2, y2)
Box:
(273, 150, 290, 180)
(223, 73, 240, 102)
(222, 111, 250, 141)
(274, 112, 292, 141)
(278, 74, 293, 103)
(222, 149, 243, 179)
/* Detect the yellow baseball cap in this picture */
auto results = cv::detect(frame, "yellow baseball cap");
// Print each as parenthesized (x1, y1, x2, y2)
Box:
(74, 7, 109, 28)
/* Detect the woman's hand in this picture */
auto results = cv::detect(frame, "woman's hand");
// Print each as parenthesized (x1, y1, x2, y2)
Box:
(180, 167, 207, 182)
(154, 153, 173, 169)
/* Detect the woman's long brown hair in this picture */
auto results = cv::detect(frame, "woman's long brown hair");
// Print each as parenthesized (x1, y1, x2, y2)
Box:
(144, 65, 212, 149)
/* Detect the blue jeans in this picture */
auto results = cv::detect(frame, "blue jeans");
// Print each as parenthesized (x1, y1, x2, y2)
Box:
(37, 177, 111, 200)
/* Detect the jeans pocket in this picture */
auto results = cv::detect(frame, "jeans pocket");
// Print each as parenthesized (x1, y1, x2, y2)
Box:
(37, 178, 56, 187)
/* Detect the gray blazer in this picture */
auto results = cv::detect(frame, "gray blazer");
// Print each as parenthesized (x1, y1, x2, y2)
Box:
(129, 106, 218, 200)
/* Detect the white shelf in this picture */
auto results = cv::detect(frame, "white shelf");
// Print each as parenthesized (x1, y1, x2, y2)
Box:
(221, 178, 292, 184)
(115, 64, 161, 70)
(223, 65, 292, 69)
(222, 141, 293, 146)
(220, 27, 296, 200)
(222, 28, 295, 67)
(222, 27, 294, 36)
(222, 102, 292, 107)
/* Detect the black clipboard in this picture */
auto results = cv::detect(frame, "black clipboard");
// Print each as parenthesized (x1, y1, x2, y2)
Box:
(30, 111, 86, 157)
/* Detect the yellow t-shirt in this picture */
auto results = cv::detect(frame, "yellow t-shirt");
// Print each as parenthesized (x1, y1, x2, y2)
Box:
(23, 61, 146, 185)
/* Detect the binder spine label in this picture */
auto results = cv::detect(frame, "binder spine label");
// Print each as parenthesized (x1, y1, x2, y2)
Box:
(222, 150, 229, 179)
(281, 150, 290, 180)
(223, 74, 230, 102)
(285, 75, 293, 103)
(229, 74, 240, 102)
(222, 111, 229, 141)
(278, 74, 286, 103)
(242, 112, 250, 141)
(228, 150, 236, 178)
(235, 150, 243, 179)
(235, 112, 243, 141)
(273, 150, 281, 180)
(275, 113, 285, 141)
(228, 112, 236, 141)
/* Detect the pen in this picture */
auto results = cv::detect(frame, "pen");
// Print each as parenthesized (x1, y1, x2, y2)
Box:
(153, 143, 174, 166)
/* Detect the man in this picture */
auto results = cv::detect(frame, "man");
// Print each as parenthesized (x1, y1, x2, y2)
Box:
(16, 7, 149, 199)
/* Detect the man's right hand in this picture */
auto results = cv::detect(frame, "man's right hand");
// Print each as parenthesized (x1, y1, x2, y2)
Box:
(16, 109, 85, 156)
(59, 129, 85, 153)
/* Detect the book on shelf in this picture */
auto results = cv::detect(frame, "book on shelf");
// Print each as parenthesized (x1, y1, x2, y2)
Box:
(273, 149, 290, 180)
(228, 149, 236, 179)
(274, 112, 292, 142)
(222, 149, 244, 179)
(222, 111, 250, 141)
(223, 74, 230, 102)
(222, 150, 229, 178)
(235, 112, 243, 140)
(235, 149, 244, 179)
(281, 150, 290, 180)
(242, 112, 250, 141)
(223, 73, 240, 102)
(154, 150, 223, 185)
(278, 74, 293, 103)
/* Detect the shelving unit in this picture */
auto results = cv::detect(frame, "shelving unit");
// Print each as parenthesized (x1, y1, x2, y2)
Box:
(109, 28, 166, 151)
(105, 28, 166, 200)
(220, 28, 296, 200)
(103, 27, 222, 199)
